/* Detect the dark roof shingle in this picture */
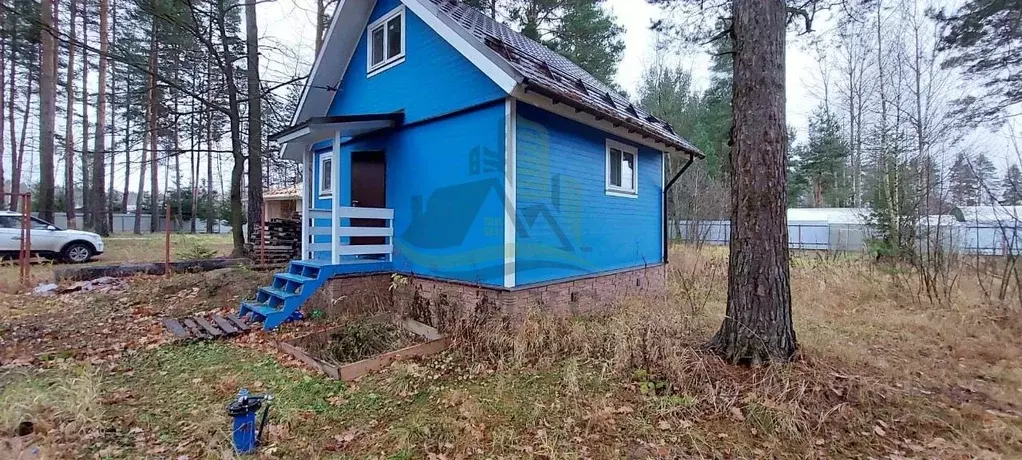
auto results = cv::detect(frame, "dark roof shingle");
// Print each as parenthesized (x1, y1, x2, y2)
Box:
(424, 0, 702, 157)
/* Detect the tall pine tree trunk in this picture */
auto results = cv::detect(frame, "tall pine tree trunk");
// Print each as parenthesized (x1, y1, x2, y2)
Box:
(216, 9, 245, 256)
(122, 108, 131, 214)
(38, 0, 58, 222)
(80, 5, 90, 222)
(246, 0, 263, 245)
(4, 44, 13, 211)
(64, 0, 78, 229)
(10, 65, 30, 211)
(709, 0, 796, 365)
(134, 139, 147, 234)
(148, 23, 159, 233)
(315, 0, 325, 55)
(0, 7, 7, 211)
(206, 112, 214, 233)
(91, 0, 109, 235)
(190, 97, 198, 234)
(172, 61, 181, 230)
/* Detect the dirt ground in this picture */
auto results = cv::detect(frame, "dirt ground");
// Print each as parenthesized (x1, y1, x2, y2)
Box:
(1, 247, 1021, 459)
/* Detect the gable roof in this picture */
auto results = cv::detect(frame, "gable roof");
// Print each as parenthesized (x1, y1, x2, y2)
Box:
(420, 0, 701, 157)
(286, 0, 703, 159)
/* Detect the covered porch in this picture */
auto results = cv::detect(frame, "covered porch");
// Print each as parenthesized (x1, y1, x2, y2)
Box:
(272, 113, 404, 265)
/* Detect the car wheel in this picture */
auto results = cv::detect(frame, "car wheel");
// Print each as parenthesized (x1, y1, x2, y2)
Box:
(62, 243, 94, 264)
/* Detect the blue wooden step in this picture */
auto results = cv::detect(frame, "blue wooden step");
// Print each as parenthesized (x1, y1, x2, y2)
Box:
(259, 286, 299, 299)
(240, 302, 280, 319)
(275, 273, 312, 284)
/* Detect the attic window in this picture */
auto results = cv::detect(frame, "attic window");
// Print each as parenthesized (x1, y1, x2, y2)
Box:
(645, 114, 660, 123)
(626, 104, 639, 117)
(367, 6, 406, 77)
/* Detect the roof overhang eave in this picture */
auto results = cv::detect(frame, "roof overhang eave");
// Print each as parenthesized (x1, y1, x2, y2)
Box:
(271, 113, 405, 161)
(516, 81, 705, 159)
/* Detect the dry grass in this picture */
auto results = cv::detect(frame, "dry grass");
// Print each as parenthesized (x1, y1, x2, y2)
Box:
(0, 233, 235, 291)
(451, 246, 1022, 457)
(1, 245, 1021, 458)
(0, 367, 102, 435)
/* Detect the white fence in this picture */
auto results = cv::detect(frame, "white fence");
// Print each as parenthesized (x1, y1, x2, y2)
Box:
(673, 220, 1021, 256)
(305, 207, 394, 262)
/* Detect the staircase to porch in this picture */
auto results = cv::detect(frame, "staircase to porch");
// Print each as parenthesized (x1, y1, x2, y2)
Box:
(239, 206, 395, 330)
(239, 260, 392, 330)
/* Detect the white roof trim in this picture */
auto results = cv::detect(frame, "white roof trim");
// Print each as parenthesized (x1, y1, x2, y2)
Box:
(400, 0, 521, 93)
(282, 0, 523, 163)
(281, 0, 377, 161)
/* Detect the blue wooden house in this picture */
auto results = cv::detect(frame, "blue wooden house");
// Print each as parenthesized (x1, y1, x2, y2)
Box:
(242, 0, 703, 329)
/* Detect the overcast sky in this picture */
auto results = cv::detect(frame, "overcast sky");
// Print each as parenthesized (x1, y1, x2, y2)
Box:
(257, 0, 823, 137)
(26, 0, 1019, 193)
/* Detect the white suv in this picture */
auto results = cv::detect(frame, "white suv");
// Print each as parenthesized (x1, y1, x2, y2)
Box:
(0, 211, 105, 263)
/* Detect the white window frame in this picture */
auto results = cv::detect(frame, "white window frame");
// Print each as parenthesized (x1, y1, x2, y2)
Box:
(366, 6, 406, 77)
(606, 139, 638, 198)
(319, 155, 333, 197)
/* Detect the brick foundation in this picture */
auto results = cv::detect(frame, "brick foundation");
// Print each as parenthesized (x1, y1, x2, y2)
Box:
(314, 265, 666, 326)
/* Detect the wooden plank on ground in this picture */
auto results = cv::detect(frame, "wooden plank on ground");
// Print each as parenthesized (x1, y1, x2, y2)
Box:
(211, 315, 240, 335)
(394, 317, 442, 341)
(162, 319, 191, 339)
(193, 317, 223, 338)
(225, 313, 250, 331)
(277, 342, 340, 380)
(338, 337, 451, 381)
(182, 318, 209, 339)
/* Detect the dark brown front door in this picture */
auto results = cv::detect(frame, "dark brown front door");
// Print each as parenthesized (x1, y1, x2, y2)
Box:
(350, 150, 387, 246)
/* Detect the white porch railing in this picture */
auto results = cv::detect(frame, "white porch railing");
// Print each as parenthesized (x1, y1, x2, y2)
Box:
(305, 207, 394, 262)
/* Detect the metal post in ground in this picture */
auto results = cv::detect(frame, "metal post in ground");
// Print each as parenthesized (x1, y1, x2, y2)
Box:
(165, 204, 172, 276)
(22, 194, 31, 286)
(260, 202, 266, 266)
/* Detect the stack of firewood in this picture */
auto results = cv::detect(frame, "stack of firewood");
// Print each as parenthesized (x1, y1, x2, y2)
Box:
(246, 218, 301, 264)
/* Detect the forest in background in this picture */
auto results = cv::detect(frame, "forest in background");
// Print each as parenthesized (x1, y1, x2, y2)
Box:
(0, 0, 1019, 258)
(642, 0, 1021, 223)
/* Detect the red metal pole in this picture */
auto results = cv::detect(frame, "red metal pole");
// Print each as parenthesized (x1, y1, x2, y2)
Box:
(21, 194, 31, 286)
(165, 204, 171, 275)
(260, 202, 266, 266)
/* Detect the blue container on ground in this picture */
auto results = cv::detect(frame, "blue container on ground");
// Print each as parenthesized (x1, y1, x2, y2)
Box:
(227, 389, 266, 454)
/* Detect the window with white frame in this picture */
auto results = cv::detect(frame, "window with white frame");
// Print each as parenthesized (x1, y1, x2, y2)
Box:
(319, 156, 333, 196)
(367, 6, 406, 76)
(606, 139, 638, 197)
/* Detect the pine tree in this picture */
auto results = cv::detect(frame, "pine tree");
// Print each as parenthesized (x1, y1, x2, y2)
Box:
(503, 0, 625, 86)
(89, 0, 110, 235)
(38, 0, 58, 221)
(948, 153, 979, 206)
(937, 0, 1022, 119)
(790, 105, 850, 207)
(545, 0, 624, 85)
(245, 0, 264, 242)
(1002, 164, 1022, 205)
(972, 153, 998, 204)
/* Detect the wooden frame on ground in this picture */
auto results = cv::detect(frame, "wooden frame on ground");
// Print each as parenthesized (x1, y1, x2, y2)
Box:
(276, 314, 450, 381)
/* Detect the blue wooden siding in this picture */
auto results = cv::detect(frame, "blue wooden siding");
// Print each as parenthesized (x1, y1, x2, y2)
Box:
(311, 101, 507, 287)
(326, 0, 506, 124)
(515, 103, 664, 286)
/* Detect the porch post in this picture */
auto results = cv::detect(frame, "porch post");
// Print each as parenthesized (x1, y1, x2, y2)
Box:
(301, 146, 311, 260)
(331, 130, 342, 264)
